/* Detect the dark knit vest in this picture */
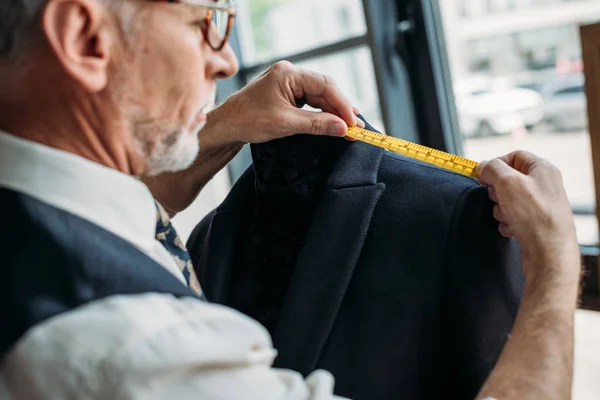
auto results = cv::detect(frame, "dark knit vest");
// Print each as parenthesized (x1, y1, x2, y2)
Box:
(0, 188, 199, 359)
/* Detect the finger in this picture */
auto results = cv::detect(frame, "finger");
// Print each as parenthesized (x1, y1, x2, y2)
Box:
(497, 151, 545, 175)
(289, 108, 348, 137)
(303, 96, 365, 130)
(498, 223, 514, 238)
(493, 205, 507, 223)
(353, 106, 360, 115)
(477, 158, 519, 186)
(488, 186, 498, 203)
(346, 115, 364, 139)
(292, 69, 357, 127)
(303, 95, 341, 116)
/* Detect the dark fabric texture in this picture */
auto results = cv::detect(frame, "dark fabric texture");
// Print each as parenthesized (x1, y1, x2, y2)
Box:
(188, 118, 524, 400)
(229, 135, 350, 333)
(0, 188, 200, 359)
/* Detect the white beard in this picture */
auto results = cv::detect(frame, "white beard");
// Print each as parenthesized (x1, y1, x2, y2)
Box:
(127, 102, 209, 177)
(144, 123, 202, 177)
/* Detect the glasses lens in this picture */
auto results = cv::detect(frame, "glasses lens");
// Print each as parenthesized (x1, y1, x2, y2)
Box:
(208, 7, 229, 48)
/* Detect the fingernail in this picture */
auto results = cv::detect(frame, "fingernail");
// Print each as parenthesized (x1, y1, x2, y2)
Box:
(328, 122, 346, 136)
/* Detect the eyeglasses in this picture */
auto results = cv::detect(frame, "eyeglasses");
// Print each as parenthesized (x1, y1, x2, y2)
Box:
(153, 0, 236, 51)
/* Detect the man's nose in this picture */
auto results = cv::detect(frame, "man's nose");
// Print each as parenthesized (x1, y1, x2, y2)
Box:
(206, 43, 239, 80)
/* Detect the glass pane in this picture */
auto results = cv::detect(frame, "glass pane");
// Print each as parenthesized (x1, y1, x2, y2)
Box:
(294, 47, 384, 132)
(235, 0, 367, 64)
(440, 0, 599, 245)
(459, 0, 587, 18)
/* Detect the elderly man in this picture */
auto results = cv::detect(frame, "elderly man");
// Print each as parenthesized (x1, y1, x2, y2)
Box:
(0, 0, 581, 399)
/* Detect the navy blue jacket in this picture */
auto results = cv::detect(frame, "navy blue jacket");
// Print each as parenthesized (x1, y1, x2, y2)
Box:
(189, 130, 525, 400)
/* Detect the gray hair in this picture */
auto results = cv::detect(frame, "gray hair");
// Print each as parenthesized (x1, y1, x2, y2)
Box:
(0, 0, 123, 61)
(0, 0, 46, 59)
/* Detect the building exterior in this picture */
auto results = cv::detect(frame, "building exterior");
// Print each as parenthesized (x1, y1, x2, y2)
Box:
(441, 0, 600, 84)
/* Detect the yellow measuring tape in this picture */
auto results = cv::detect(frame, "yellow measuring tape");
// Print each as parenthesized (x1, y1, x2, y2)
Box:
(346, 126, 479, 178)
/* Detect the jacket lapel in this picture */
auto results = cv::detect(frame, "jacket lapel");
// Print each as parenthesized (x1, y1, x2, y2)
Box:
(272, 141, 386, 375)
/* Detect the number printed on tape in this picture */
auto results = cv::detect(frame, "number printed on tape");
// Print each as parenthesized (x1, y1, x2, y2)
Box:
(346, 126, 479, 178)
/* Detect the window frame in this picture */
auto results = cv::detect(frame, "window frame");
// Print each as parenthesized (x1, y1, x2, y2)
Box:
(219, 0, 458, 181)
(221, 0, 463, 153)
(581, 22, 600, 297)
(218, 0, 598, 247)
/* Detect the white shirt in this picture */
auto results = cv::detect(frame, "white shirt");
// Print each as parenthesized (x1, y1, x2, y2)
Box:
(0, 131, 347, 400)
(0, 131, 186, 284)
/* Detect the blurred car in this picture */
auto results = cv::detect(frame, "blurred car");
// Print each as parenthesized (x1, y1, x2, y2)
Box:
(541, 73, 588, 132)
(457, 108, 525, 138)
(454, 77, 544, 138)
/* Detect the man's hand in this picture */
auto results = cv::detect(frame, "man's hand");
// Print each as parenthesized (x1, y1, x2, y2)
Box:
(476, 151, 581, 400)
(146, 61, 362, 214)
(477, 151, 579, 281)
(203, 61, 362, 149)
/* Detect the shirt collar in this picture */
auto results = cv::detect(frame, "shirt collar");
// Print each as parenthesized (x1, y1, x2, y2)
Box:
(0, 130, 158, 255)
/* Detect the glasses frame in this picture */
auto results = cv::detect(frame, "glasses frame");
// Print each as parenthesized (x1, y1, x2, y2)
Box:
(153, 0, 237, 51)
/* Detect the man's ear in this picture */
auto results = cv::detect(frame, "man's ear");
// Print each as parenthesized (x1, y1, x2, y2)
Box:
(42, 0, 112, 92)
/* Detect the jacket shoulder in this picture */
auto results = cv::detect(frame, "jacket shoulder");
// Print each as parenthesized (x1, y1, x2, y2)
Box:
(379, 150, 482, 196)
(374, 151, 491, 233)
(379, 151, 481, 190)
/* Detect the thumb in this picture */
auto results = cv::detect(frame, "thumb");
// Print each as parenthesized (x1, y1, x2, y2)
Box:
(477, 158, 519, 186)
(288, 108, 348, 137)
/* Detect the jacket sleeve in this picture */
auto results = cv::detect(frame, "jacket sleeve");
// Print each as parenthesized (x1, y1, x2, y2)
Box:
(443, 184, 525, 399)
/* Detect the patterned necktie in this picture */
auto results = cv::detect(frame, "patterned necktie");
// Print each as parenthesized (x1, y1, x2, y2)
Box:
(155, 201, 206, 301)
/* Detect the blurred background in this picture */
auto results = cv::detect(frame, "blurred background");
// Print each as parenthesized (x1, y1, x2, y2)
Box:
(172, 1, 600, 398)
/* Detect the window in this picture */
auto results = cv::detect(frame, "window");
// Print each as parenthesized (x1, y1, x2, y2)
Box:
(294, 48, 383, 131)
(439, 0, 599, 245)
(555, 85, 585, 95)
(209, 0, 599, 393)
(235, 0, 366, 65)
(223, 0, 419, 181)
(219, 0, 599, 247)
(460, 0, 588, 18)
(465, 25, 581, 76)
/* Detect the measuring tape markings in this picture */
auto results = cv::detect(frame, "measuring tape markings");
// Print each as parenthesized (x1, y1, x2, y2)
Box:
(346, 126, 479, 178)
